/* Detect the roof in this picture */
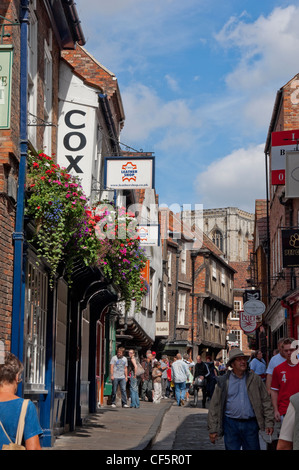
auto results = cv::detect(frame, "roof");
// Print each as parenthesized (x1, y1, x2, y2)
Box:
(61, 44, 125, 121)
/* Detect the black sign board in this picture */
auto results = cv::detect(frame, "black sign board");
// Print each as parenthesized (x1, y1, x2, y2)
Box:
(243, 289, 261, 303)
(282, 229, 299, 268)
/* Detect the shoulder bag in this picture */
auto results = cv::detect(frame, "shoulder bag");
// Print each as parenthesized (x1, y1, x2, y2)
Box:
(0, 399, 29, 450)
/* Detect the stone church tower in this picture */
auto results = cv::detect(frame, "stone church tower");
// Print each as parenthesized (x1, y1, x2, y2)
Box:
(202, 207, 254, 262)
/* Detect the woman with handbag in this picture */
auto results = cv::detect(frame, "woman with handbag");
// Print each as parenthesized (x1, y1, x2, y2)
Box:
(0, 353, 43, 450)
(193, 355, 210, 408)
(128, 349, 140, 408)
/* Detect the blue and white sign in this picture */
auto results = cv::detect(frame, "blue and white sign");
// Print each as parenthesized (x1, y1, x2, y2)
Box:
(104, 156, 155, 190)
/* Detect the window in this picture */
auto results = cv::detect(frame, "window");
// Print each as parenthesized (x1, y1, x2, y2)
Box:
(181, 247, 186, 274)
(214, 308, 219, 326)
(212, 230, 223, 251)
(178, 293, 186, 325)
(167, 252, 172, 283)
(230, 329, 241, 348)
(212, 260, 217, 280)
(43, 39, 53, 154)
(27, 1, 38, 146)
(163, 284, 167, 314)
(24, 258, 48, 392)
(231, 301, 242, 320)
(221, 267, 225, 285)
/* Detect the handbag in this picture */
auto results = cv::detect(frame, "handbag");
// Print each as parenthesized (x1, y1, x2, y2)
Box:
(194, 376, 206, 388)
(0, 399, 29, 450)
(136, 361, 145, 377)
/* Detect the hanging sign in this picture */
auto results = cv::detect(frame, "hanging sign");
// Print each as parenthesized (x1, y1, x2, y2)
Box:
(285, 151, 299, 198)
(271, 130, 299, 185)
(282, 229, 299, 268)
(136, 224, 160, 246)
(0, 45, 13, 129)
(239, 311, 258, 334)
(156, 322, 169, 336)
(104, 156, 155, 190)
(243, 299, 265, 316)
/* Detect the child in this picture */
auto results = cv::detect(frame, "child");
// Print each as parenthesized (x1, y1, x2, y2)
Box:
(152, 362, 162, 404)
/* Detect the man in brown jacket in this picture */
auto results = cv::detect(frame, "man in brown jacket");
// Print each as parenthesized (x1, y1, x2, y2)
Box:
(208, 349, 274, 450)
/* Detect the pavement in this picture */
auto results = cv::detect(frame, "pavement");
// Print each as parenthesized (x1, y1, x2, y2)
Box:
(46, 393, 278, 452)
(49, 399, 173, 451)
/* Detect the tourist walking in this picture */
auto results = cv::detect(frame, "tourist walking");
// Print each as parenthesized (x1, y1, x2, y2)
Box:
(270, 338, 299, 422)
(128, 349, 140, 408)
(171, 353, 190, 406)
(110, 347, 129, 408)
(208, 348, 274, 450)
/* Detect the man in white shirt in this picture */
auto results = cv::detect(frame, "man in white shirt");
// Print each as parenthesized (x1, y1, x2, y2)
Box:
(266, 338, 286, 394)
(171, 353, 190, 406)
(110, 347, 129, 408)
(277, 392, 299, 450)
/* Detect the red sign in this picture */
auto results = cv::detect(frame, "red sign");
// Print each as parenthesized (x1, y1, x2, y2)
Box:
(271, 130, 299, 185)
(239, 311, 257, 334)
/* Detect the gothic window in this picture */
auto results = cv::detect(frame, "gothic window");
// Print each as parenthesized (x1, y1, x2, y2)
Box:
(212, 229, 223, 251)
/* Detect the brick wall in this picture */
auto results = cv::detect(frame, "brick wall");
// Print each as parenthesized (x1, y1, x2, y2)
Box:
(0, 0, 65, 349)
(0, 0, 21, 349)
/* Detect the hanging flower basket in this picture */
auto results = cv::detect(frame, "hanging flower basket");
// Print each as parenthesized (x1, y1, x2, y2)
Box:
(25, 151, 148, 310)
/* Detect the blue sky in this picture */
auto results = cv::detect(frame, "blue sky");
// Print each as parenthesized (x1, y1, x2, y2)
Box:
(75, 0, 299, 213)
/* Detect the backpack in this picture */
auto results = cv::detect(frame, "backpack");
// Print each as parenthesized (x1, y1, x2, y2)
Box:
(0, 399, 29, 450)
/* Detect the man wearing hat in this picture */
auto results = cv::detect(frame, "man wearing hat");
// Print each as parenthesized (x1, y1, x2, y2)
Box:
(208, 348, 274, 450)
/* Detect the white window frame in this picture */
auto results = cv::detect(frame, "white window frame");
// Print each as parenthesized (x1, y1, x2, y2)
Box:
(24, 257, 48, 392)
(27, 1, 38, 146)
(231, 300, 242, 320)
(167, 252, 172, 284)
(177, 293, 186, 325)
(43, 39, 53, 154)
(212, 260, 217, 280)
(181, 247, 186, 274)
(221, 267, 225, 285)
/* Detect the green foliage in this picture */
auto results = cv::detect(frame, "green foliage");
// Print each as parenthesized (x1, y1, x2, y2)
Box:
(25, 152, 148, 311)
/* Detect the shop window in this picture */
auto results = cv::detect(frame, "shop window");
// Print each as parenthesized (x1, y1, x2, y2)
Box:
(24, 258, 48, 392)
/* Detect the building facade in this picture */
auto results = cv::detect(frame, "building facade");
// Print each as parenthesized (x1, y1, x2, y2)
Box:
(202, 207, 254, 262)
(261, 73, 299, 352)
(157, 209, 234, 360)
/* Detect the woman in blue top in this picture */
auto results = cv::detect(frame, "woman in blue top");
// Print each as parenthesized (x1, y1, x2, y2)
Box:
(249, 350, 267, 381)
(0, 353, 43, 450)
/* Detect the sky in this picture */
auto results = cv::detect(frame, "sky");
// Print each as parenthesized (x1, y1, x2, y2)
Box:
(75, 0, 299, 213)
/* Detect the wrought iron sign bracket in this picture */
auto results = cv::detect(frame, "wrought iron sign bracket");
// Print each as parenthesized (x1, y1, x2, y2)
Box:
(0, 15, 20, 44)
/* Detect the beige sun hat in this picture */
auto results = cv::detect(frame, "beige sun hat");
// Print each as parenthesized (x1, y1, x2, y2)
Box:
(227, 348, 250, 367)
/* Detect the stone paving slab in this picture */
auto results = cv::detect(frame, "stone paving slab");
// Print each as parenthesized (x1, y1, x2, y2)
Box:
(49, 400, 173, 451)
(152, 401, 225, 451)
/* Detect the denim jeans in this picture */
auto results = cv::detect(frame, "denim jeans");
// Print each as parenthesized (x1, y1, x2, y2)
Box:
(111, 377, 127, 405)
(130, 377, 140, 408)
(223, 415, 260, 450)
(174, 382, 186, 405)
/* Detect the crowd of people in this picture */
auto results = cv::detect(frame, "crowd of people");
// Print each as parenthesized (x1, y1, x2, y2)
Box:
(1, 338, 298, 451)
(109, 347, 226, 409)
(110, 338, 299, 451)
(207, 337, 299, 451)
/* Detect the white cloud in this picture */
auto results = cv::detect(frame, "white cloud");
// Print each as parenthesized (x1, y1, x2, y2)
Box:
(195, 144, 266, 213)
(120, 83, 203, 149)
(216, 6, 299, 86)
(215, 5, 299, 132)
(165, 74, 180, 92)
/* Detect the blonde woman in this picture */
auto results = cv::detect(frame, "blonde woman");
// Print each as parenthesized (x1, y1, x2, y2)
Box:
(0, 353, 42, 450)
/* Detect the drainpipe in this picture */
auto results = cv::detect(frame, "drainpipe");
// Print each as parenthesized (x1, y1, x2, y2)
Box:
(173, 248, 181, 341)
(281, 299, 294, 338)
(11, 0, 29, 364)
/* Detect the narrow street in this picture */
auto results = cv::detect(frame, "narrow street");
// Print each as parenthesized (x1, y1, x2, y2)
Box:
(151, 400, 225, 451)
